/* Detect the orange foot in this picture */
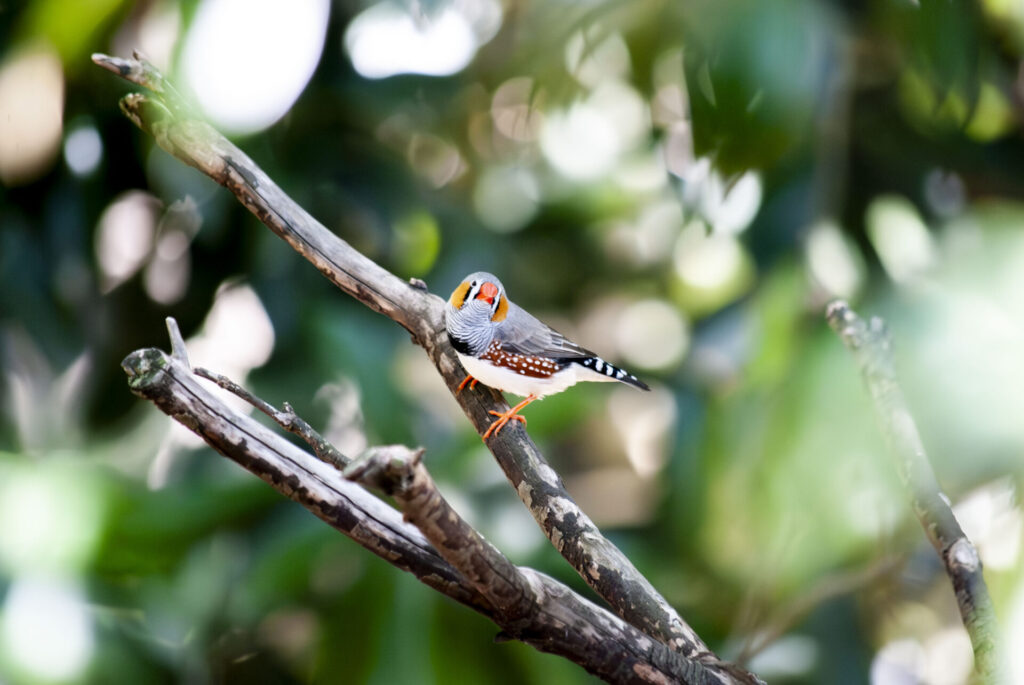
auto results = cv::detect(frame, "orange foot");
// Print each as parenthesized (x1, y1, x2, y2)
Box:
(482, 395, 537, 440)
(457, 374, 480, 392)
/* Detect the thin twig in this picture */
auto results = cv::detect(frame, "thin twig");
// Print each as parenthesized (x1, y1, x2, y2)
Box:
(165, 316, 189, 367)
(825, 300, 1003, 682)
(734, 555, 903, 665)
(193, 364, 348, 471)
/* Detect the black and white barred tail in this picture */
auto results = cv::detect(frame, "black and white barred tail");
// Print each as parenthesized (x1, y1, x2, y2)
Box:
(574, 356, 650, 391)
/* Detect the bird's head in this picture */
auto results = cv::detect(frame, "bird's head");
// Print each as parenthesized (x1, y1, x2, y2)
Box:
(447, 271, 509, 323)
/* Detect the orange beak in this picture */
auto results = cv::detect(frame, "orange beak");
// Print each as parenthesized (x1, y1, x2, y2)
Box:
(476, 282, 499, 305)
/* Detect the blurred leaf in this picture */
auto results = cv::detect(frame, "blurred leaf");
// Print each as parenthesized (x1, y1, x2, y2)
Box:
(683, 0, 834, 173)
(97, 470, 278, 575)
(911, 0, 983, 112)
(392, 210, 441, 277)
(17, 0, 126, 68)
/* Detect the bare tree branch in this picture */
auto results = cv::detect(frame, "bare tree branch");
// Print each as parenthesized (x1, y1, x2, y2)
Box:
(121, 338, 729, 684)
(825, 300, 1003, 683)
(96, 52, 760, 682)
(345, 446, 718, 684)
(121, 345, 484, 613)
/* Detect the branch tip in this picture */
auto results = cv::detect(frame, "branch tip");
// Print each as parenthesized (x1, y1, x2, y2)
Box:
(824, 298, 850, 325)
(91, 52, 126, 76)
(165, 317, 189, 367)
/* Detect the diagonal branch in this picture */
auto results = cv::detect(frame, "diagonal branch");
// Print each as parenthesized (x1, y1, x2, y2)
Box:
(825, 300, 1003, 683)
(121, 344, 483, 613)
(344, 446, 716, 684)
(120, 330, 724, 683)
(93, 50, 755, 680)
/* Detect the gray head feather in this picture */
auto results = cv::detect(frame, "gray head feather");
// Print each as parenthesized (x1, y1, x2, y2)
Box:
(445, 272, 505, 355)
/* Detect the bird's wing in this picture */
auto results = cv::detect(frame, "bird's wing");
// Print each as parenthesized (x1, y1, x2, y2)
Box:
(495, 302, 595, 360)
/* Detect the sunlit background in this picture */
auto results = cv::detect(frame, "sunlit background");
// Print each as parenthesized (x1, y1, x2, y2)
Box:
(2, 0, 1024, 682)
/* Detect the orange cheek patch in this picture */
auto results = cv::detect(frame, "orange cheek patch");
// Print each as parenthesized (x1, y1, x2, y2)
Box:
(492, 295, 509, 322)
(449, 282, 471, 308)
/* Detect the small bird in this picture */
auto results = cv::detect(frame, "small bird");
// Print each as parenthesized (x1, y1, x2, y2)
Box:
(445, 271, 649, 439)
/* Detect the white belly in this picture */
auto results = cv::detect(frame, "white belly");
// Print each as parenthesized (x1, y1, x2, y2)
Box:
(456, 351, 615, 399)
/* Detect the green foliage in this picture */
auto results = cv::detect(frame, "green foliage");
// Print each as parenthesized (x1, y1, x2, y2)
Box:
(2, 0, 1024, 683)
(684, 0, 833, 173)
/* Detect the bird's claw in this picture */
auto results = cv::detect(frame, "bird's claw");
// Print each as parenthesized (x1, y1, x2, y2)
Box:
(482, 410, 527, 440)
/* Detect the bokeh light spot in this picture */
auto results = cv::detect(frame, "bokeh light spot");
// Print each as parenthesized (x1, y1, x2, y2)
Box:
(866, 195, 936, 284)
(587, 80, 649, 153)
(806, 219, 865, 299)
(473, 166, 539, 233)
(182, 0, 330, 133)
(713, 171, 762, 235)
(673, 222, 755, 313)
(1, 579, 94, 681)
(188, 282, 275, 378)
(615, 299, 689, 371)
(95, 190, 160, 292)
(0, 461, 106, 575)
(953, 478, 1022, 571)
(540, 103, 619, 181)
(491, 77, 543, 142)
(0, 43, 64, 186)
(63, 124, 103, 177)
(565, 28, 631, 88)
(112, 0, 182, 71)
(145, 197, 201, 305)
(604, 199, 682, 266)
(672, 154, 762, 234)
(923, 169, 965, 218)
(407, 133, 465, 188)
(609, 384, 676, 478)
(145, 230, 192, 305)
(675, 226, 744, 290)
(747, 636, 818, 680)
(346, 0, 502, 79)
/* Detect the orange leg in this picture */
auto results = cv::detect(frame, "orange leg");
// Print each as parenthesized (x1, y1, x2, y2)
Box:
(457, 375, 480, 392)
(482, 395, 537, 440)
